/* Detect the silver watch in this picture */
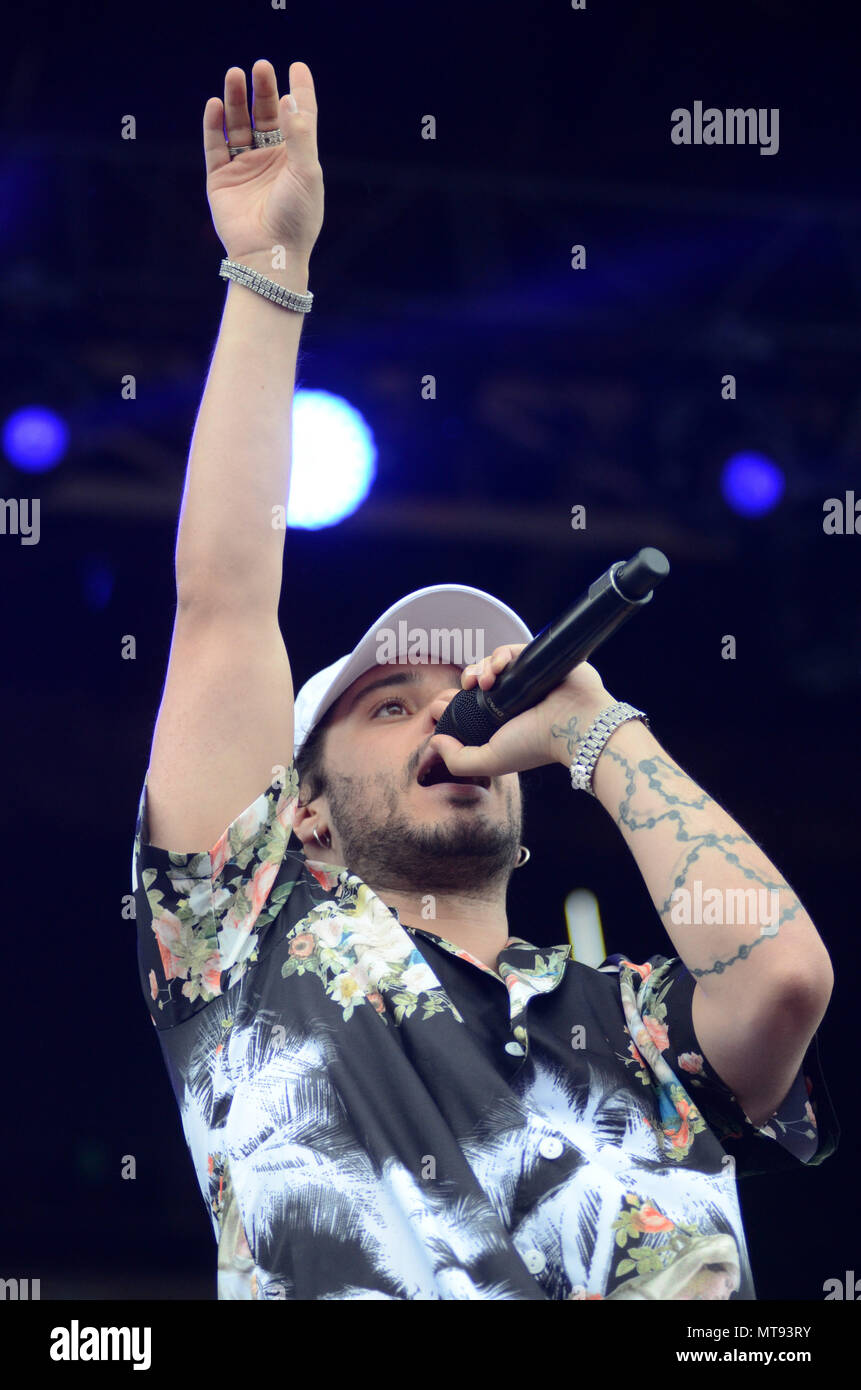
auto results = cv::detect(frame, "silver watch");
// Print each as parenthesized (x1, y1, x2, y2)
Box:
(569, 701, 649, 795)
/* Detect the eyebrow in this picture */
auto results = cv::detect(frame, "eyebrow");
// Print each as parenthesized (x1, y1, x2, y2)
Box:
(346, 670, 424, 716)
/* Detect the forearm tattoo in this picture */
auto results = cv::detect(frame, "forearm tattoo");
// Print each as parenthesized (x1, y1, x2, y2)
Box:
(550, 714, 583, 760)
(603, 748, 803, 978)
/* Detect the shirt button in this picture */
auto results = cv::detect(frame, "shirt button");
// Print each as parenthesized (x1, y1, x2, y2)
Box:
(505, 1041, 525, 1056)
(522, 1247, 546, 1274)
(539, 1136, 564, 1160)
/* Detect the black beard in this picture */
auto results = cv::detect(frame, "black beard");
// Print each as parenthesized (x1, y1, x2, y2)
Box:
(321, 768, 522, 895)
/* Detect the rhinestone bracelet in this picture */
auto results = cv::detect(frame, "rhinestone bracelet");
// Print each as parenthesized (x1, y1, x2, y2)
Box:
(219, 258, 314, 314)
(570, 701, 649, 795)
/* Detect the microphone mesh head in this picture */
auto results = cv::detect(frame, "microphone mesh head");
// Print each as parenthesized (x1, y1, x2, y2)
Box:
(434, 689, 501, 746)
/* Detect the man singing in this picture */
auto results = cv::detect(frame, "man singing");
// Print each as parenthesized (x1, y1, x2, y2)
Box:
(132, 58, 837, 1300)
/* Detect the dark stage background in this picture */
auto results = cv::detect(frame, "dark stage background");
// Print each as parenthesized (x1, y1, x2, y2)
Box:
(1, 0, 855, 1301)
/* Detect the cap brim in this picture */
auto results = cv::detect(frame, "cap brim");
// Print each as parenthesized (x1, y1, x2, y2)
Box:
(293, 583, 533, 758)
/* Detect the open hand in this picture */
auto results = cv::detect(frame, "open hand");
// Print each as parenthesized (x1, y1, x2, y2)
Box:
(203, 59, 324, 262)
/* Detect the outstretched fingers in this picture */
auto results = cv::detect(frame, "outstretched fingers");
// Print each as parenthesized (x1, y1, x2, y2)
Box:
(250, 58, 281, 132)
(224, 65, 253, 147)
(285, 60, 317, 118)
(202, 66, 251, 177)
(279, 60, 321, 170)
(203, 97, 229, 176)
(203, 61, 319, 177)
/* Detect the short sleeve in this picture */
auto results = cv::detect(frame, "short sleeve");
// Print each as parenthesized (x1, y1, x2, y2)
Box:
(605, 952, 840, 1180)
(131, 764, 306, 1029)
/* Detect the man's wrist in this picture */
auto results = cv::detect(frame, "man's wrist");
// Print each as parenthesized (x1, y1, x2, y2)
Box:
(590, 717, 658, 803)
(223, 248, 311, 292)
(550, 698, 621, 768)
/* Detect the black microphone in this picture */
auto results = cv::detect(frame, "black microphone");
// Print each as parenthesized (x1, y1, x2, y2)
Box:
(433, 547, 670, 747)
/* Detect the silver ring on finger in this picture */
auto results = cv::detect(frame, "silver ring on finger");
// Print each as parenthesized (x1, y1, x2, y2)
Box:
(227, 144, 254, 159)
(252, 128, 284, 148)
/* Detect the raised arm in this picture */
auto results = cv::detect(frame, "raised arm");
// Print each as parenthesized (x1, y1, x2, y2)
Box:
(145, 58, 324, 851)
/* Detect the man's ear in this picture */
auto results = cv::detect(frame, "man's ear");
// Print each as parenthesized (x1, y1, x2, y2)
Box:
(292, 794, 329, 851)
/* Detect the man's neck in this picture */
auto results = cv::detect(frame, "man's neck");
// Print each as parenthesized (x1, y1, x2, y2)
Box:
(374, 885, 510, 971)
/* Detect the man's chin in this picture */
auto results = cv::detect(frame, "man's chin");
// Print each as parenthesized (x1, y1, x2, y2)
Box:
(398, 811, 516, 863)
(404, 785, 517, 856)
(323, 771, 521, 890)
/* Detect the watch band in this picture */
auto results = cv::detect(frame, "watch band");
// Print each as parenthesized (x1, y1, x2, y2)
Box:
(570, 701, 649, 795)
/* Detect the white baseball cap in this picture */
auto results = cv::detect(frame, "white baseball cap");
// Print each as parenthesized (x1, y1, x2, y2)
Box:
(293, 582, 533, 759)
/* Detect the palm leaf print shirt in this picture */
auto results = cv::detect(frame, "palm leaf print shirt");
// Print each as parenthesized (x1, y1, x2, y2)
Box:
(132, 763, 838, 1301)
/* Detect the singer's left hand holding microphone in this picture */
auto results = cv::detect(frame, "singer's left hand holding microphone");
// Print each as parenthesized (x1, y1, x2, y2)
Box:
(429, 646, 618, 778)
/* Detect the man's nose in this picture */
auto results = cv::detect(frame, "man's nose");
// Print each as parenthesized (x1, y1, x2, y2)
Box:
(428, 687, 460, 725)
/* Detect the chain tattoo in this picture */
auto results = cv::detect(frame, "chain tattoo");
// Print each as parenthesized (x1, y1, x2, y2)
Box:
(603, 748, 802, 978)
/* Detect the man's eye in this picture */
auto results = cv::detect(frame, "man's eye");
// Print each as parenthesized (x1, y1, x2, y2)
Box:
(372, 697, 408, 717)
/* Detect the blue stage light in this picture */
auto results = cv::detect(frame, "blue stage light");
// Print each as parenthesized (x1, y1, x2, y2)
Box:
(720, 451, 785, 517)
(2, 406, 69, 472)
(288, 390, 376, 529)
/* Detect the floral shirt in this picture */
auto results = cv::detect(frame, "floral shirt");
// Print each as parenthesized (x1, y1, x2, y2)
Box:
(131, 763, 838, 1301)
